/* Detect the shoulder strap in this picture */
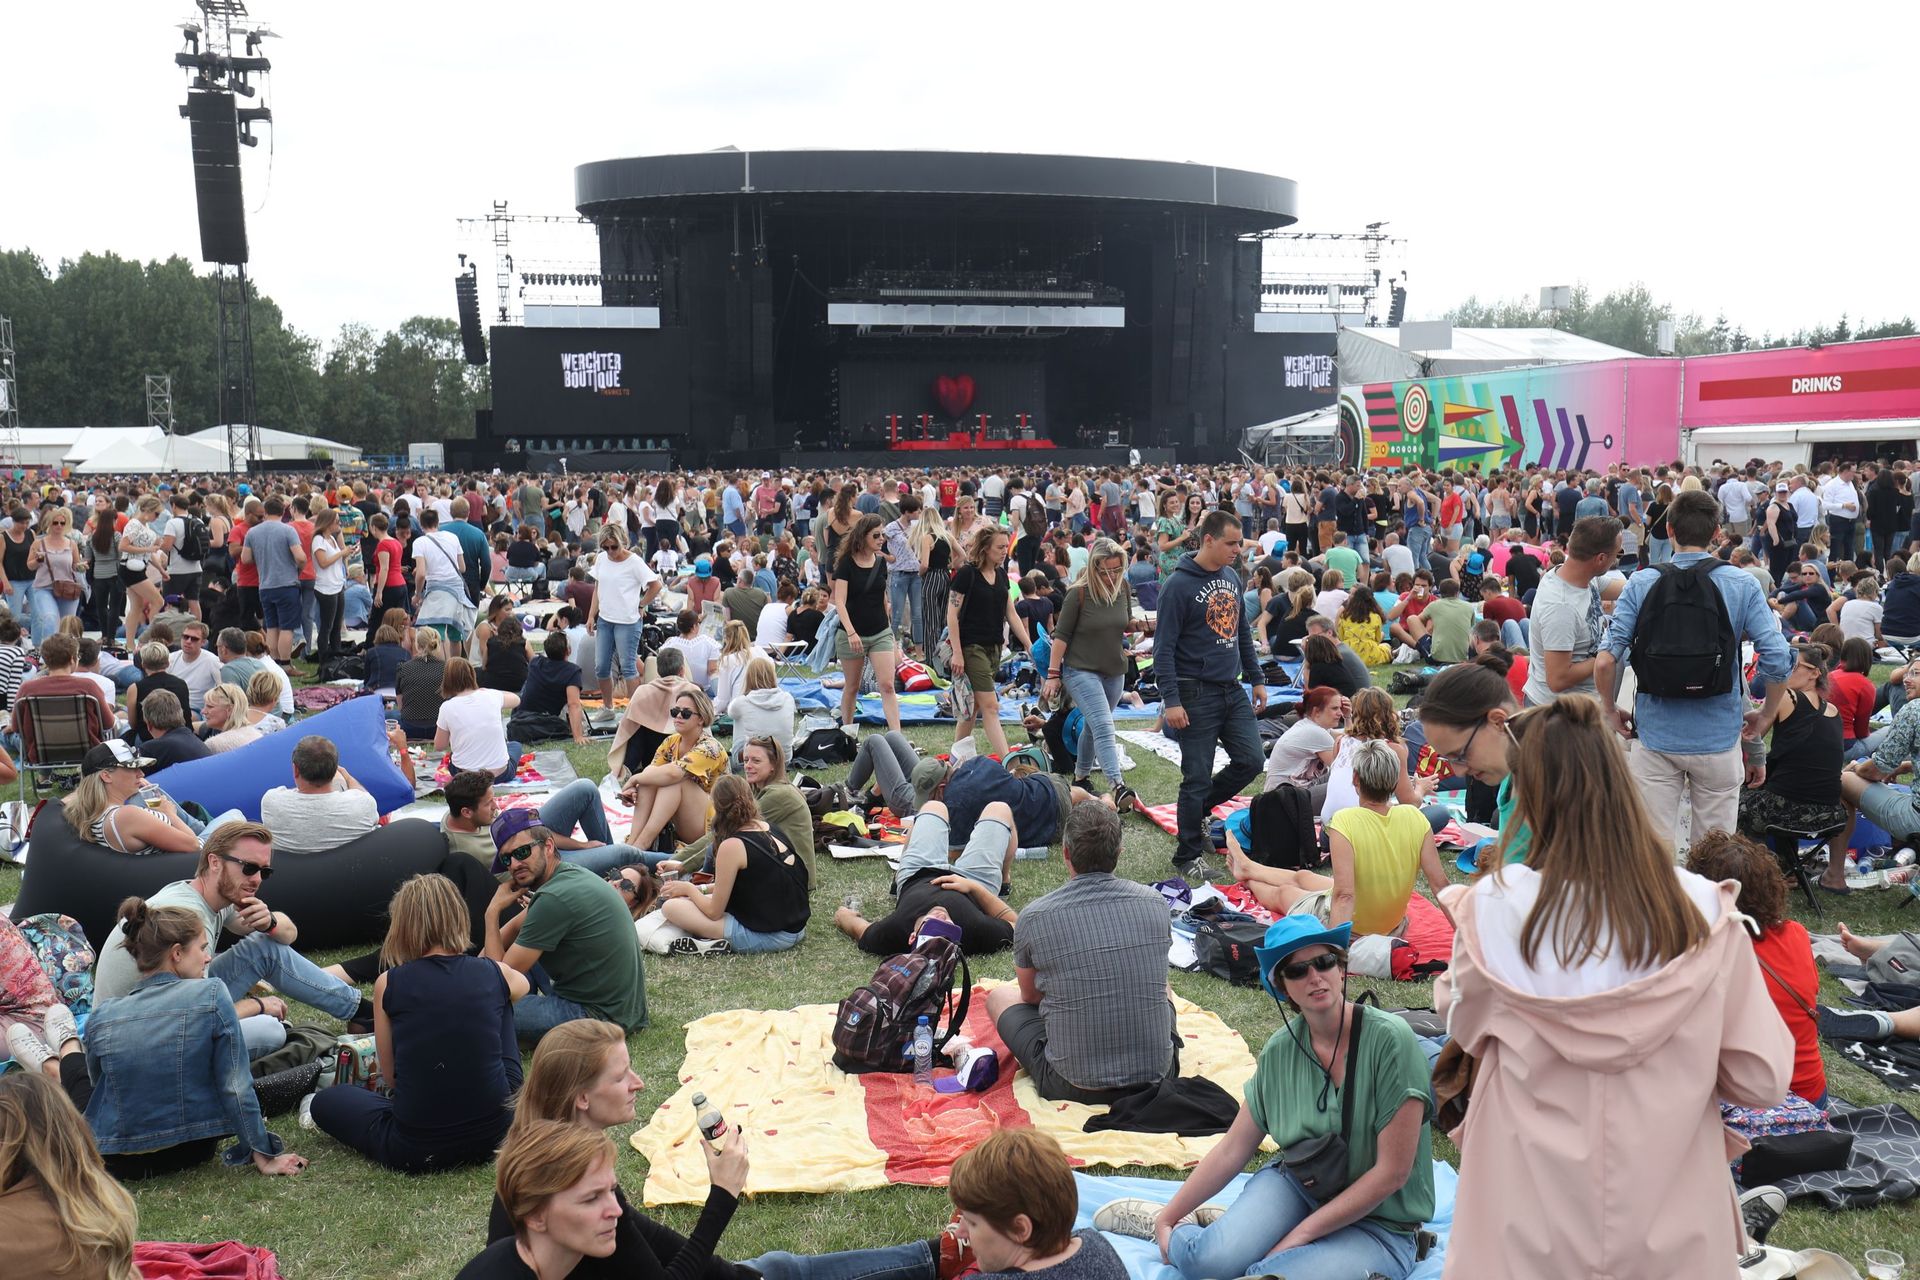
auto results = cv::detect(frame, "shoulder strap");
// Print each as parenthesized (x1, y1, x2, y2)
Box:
(1338, 1005, 1366, 1141)
(937, 946, 972, 1051)
(1752, 951, 1816, 1021)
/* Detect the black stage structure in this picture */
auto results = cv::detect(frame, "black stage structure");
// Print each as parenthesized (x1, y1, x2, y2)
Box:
(472, 150, 1331, 468)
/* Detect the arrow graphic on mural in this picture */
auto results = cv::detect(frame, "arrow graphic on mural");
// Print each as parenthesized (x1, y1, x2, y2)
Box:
(1442, 401, 1492, 425)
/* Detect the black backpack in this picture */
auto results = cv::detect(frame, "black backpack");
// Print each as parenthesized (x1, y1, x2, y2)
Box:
(1189, 917, 1268, 987)
(178, 514, 211, 562)
(1629, 561, 1738, 699)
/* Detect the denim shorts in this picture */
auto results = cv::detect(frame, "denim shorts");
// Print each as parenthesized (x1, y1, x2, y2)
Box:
(259, 585, 301, 630)
(1856, 782, 1920, 842)
(894, 811, 1010, 894)
(723, 917, 804, 954)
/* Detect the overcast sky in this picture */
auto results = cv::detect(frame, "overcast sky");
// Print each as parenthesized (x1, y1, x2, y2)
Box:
(6, 1, 1916, 349)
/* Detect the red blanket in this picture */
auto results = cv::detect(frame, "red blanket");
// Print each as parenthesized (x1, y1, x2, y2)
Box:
(1139, 794, 1249, 837)
(1391, 893, 1455, 980)
(133, 1242, 281, 1280)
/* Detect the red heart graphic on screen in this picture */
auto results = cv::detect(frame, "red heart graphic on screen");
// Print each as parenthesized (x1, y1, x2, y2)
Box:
(934, 374, 976, 418)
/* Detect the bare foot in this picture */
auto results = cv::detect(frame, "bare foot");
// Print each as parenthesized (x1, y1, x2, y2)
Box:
(1837, 922, 1883, 962)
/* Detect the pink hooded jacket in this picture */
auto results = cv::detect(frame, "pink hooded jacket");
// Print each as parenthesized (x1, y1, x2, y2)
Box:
(1435, 876, 1792, 1280)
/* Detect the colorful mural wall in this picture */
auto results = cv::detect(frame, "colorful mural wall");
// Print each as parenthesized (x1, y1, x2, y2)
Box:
(1337, 360, 1682, 472)
(1681, 336, 1920, 428)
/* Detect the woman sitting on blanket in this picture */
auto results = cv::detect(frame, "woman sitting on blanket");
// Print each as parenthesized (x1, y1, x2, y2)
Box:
(620, 686, 726, 853)
(1227, 740, 1456, 938)
(654, 775, 809, 955)
(1315, 687, 1446, 829)
(1093, 916, 1437, 1280)
(473, 1018, 939, 1280)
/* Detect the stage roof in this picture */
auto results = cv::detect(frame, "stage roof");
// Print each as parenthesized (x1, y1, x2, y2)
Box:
(1337, 326, 1643, 384)
(575, 149, 1298, 230)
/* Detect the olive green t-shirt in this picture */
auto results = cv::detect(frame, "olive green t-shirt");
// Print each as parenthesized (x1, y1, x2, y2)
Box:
(516, 862, 648, 1031)
(1244, 1003, 1435, 1235)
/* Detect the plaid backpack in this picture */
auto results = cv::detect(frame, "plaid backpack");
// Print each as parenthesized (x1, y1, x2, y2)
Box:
(831, 935, 971, 1074)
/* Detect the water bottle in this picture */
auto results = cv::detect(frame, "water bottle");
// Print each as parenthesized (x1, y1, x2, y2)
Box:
(1859, 849, 1879, 876)
(912, 1015, 934, 1087)
(1897, 848, 1916, 867)
(690, 1091, 729, 1146)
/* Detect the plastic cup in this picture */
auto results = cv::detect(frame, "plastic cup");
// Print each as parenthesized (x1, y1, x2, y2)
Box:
(1866, 1249, 1905, 1280)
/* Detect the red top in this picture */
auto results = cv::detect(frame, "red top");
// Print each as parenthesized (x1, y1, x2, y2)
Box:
(373, 536, 406, 588)
(1752, 921, 1825, 1104)
(293, 519, 316, 582)
(1506, 654, 1530, 700)
(1482, 595, 1527, 626)
(229, 519, 257, 587)
(938, 478, 958, 507)
(1826, 669, 1875, 742)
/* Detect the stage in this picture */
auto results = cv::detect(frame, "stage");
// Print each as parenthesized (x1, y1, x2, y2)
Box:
(774, 446, 1174, 471)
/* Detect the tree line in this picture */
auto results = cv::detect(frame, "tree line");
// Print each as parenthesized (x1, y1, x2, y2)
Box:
(1444, 282, 1916, 356)
(0, 249, 488, 456)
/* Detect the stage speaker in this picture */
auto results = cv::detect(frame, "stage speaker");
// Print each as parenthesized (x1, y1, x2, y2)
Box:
(472, 408, 494, 441)
(455, 271, 487, 366)
(185, 91, 248, 265)
(1388, 284, 1408, 326)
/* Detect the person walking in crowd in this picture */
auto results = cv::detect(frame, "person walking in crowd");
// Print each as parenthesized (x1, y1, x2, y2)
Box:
(948, 525, 1033, 760)
(586, 524, 661, 709)
(1041, 535, 1139, 808)
(1157, 510, 1267, 880)
(832, 513, 904, 733)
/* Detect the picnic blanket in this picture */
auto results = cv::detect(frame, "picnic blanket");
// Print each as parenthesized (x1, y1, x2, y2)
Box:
(1768, 1101, 1920, 1209)
(630, 983, 1263, 1206)
(1139, 795, 1250, 837)
(428, 748, 579, 794)
(1074, 1165, 1455, 1280)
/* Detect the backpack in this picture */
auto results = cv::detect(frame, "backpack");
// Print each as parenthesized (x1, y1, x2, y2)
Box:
(896, 658, 935, 692)
(1024, 494, 1047, 540)
(178, 514, 212, 562)
(791, 719, 857, 769)
(831, 936, 971, 1074)
(1189, 917, 1269, 987)
(1628, 561, 1738, 699)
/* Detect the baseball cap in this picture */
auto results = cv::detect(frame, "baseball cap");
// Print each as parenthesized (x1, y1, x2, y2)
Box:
(1775, 482, 1790, 492)
(488, 808, 545, 874)
(82, 740, 156, 777)
(694, 556, 713, 579)
(911, 758, 950, 810)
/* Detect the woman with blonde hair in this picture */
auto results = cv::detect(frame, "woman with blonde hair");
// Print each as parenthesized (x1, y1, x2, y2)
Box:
(710, 619, 755, 710)
(1040, 536, 1138, 807)
(911, 502, 957, 668)
(1434, 694, 1791, 1279)
(310, 874, 529, 1173)
(198, 682, 263, 754)
(63, 742, 198, 857)
(460, 1121, 626, 1278)
(118, 495, 169, 644)
(945, 524, 1029, 757)
(26, 504, 86, 643)
(727, 654, 796, 767)
(245, 670, 286, 735)
(621, 685, 726, 853)
(0, 1071, 139, 1280)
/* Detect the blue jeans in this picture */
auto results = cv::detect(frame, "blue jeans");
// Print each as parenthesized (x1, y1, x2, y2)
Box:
(1171, 680, 1264, 867)
(1062, 666, 1125, 786)
(748, 1240, 933, 1280)
(7, 581, 33, 638)
(1406, 524, 1431, 566)
(30, 585, 78, 646)
(209, 931, 362, 1022)
(1500, 618, 1530, 650)
(1348, 534, 1370, 565)
(723, 917, 805, 954)
(889, 570, 921, 646)
(513, 990, 592, 1043)
(1167, 1162, 1418, 1280)
(595, 620, 641, 681)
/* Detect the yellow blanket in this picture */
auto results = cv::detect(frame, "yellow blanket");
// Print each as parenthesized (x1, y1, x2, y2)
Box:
(631, 983, 1264, 1206)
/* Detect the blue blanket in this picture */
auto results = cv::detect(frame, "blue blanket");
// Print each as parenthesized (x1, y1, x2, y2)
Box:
(1071, 1162, 1454, 1280)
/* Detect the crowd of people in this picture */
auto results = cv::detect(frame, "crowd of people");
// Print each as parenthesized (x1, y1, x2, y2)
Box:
(0, 453, 1915, 1278)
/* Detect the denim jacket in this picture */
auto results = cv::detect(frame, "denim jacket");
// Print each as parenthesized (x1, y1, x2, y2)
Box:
(82, 971, 283, 1167)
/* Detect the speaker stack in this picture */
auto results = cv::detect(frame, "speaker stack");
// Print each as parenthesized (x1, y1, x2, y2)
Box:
(186, 92, 248, 264)
(455, 269, 487, 365)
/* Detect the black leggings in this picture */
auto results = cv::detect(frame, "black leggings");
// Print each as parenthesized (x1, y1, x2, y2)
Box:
(56, 1056, 220, 1179)
(90, 574, 125, 639)
(316, 589, 345, 658)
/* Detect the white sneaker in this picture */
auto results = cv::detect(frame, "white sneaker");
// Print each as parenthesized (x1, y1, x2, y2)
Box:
(43, 1003, 78, 1055)
(5, 1023, 51, 1073)
(1093, 1197, 1180, 1239)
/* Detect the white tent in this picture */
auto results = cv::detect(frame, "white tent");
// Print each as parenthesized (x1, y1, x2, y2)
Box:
(72, 430, 234, 475)
(1337, 326, 1641, 385)
(184, 425, 364, 465)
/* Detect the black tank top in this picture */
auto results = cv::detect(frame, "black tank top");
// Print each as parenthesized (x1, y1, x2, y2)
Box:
(927, 536, 953, 577)
(2, 531, 31, 581)
(724, 827, 810, 935)
(841, 558, 888, 636)
(1766, 691, 1842, 805)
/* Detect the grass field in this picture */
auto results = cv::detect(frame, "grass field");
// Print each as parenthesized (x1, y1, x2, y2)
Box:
(4, 679, 1919, 1278)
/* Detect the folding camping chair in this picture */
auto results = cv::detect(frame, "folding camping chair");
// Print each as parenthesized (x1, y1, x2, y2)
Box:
(1766, 817, 1849, 918)
(15, 693, 108, 804)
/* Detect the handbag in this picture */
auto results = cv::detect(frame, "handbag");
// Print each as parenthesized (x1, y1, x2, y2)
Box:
(1432, 1038, 1479, 1133)
(1278, 1007, 1364, 1205)
(44, 541, 82, 600)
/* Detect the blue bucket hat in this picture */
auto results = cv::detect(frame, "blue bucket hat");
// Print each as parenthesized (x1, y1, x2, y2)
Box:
(1254, 918, 1353, 1001)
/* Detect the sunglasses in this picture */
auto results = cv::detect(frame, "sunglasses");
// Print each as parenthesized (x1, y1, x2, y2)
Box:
(606, 872, 641, 894)
(669, 706, 699, 720)
(1279, 953, 1344, 982)
(218, 852, 274, 880)
(502, 841, 544, 863)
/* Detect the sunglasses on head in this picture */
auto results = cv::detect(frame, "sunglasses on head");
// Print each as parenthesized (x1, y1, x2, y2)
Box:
(669, 706, 699, 720)
(1278, 953, 1343, 982)
(218, 852, 273, 880)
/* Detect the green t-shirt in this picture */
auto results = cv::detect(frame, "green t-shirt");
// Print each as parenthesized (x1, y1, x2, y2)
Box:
(1421, 596, 1475, 664)
(516, 862, 648, 1031)
(1495, 774, 1533, 865)
(1244, 1004, 1435, 1236)
(1324, 546, 1364, 587)
(442, 817, 495, 864)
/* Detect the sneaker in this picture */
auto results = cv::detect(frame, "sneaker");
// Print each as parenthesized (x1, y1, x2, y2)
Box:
(668, 936, 733, 956)
(43, 1003, 78, 1055)
(1073, 777, 1096, 794)
(1738, 1183, 1786, 1249)
(1092, 1198, 1175, 1239)
(934, 1213, 976, 1280)
(5, 1023, 52, 1074)
(1818, 1006, 1894, 1041)
(1192, 1204, 1227, 1228)
(1112, 783, 1139, 814)
(1172, 858, 1218, 885)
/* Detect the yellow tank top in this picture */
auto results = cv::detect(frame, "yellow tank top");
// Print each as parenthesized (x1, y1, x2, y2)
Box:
(1327, 804, 1431, 936)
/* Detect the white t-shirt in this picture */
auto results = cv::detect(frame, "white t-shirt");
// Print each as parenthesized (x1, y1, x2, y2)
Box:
(661, 634, 720, 690)
(437, 688, 512, 774)
(1472, 864, 1723, 997)
(1265, 719, 1335, 791)
(1313, 589, 1350, 620)
(162, 515, 203, 575)
(652, 548, 683, 579)
(1259, 530, 1285, 557)
(313, 534, 346, 594)
(756, 601, 789, 648)
(590, 553, 659, 625)
(418, 529, 465, 585)
(259, 657, 295, 715)
(1719, 479, 1752, 521)
(168, 647, 224, 713)
(1840, 598, 1884, 644)
(1382, 543, 1416, 579)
